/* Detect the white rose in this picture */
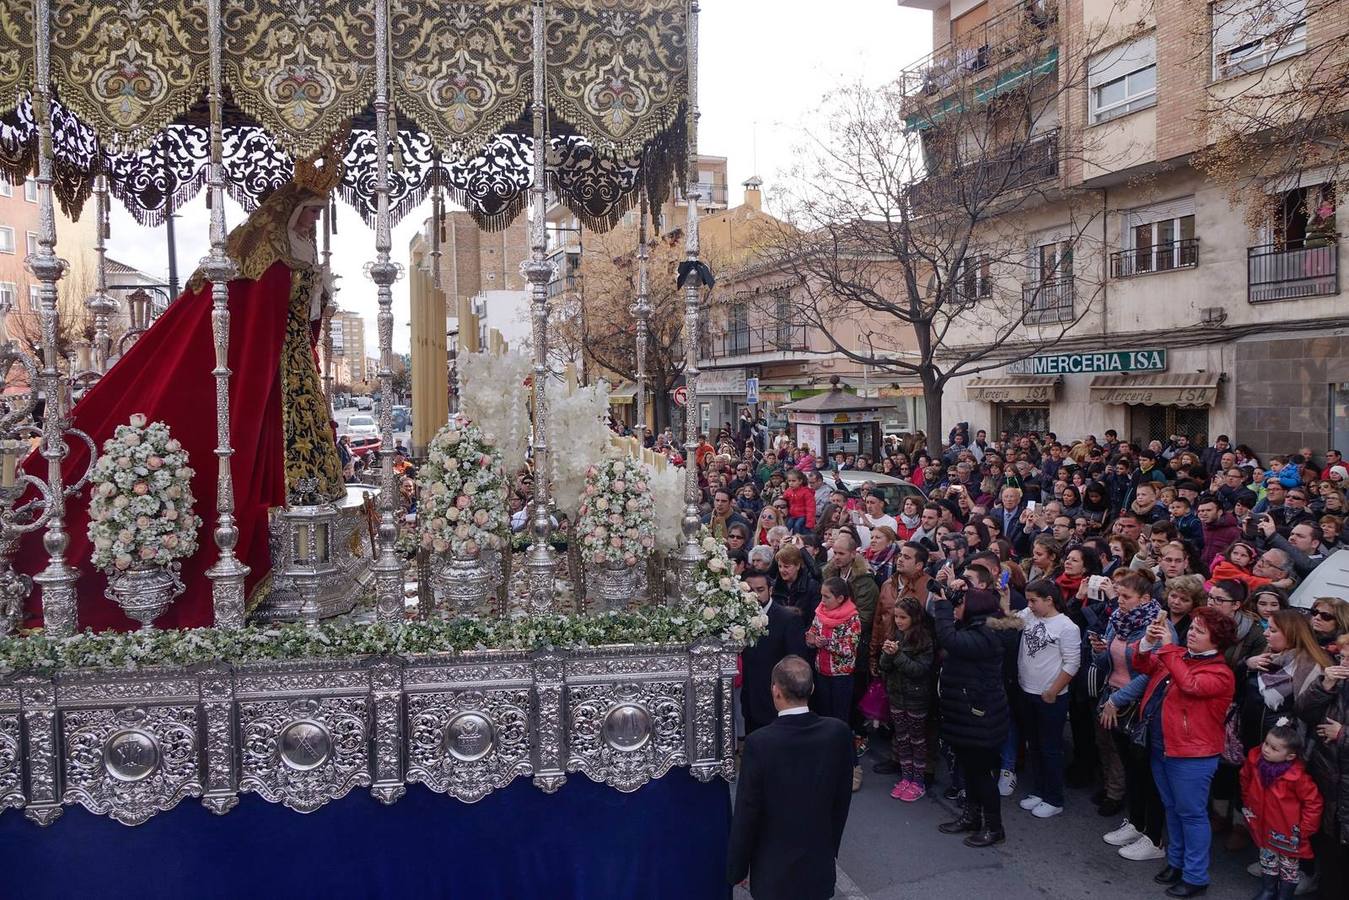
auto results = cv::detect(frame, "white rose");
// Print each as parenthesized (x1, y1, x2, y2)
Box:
(701, 537, 718, 553)
(751, 614, 769, 630)
(730, 625, 746, 642)
(701, 606, 717, 620)
(128, 413, 148, 429)
(707, 557, 725, 573)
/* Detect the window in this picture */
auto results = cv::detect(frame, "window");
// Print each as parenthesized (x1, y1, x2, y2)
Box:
(25, 232, 38, 257)
(23, 178, 37, 203)
(1212, 0, 1306, 80)
(0, 226, 13, 254)
(1025, 239, 1073, 323)
(956, 254, 992, 299)
(0, 181, 10, 197)
(0, 282, 15, 311)
(1089, 35, 1156, 124)
(28, 285, 41, 311)
(1114, 196, 1198, 277)
(1035, 240, 1072, 283)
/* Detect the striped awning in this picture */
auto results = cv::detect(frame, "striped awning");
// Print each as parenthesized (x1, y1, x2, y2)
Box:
(1089, 373, 1221, 407)
(965, 376, 1059, 403)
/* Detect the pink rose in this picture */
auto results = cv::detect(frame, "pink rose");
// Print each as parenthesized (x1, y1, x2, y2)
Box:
(613, 480, 626, 492)
(624, 554, 637, 567)
(163, 534, 178, 549)
(455, 495, 471, 509)
(635, 481, 647, 492)
(146, 456, 164, 470)
(594, 551, 607, 564)
(610, 536, 623, 547)
(585, 484, 596, 495)
(133, 482, 148, 495)
(138, 546, 155, 559)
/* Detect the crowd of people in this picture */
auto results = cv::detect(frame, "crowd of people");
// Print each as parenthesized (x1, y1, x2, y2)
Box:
(704, 416, 1349, 900)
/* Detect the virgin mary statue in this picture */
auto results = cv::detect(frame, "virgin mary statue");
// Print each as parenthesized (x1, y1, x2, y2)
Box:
(19, 155, 346, 631)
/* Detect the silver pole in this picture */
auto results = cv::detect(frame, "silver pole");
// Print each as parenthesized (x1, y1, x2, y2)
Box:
(30, 0, 77, 637)
(519, 0, 559, 614)
(369, 0, 405, 622)
(676, 0, 704, 598)
(86, 176, 118, 373)
(632, 191, 649, 445)
(201, 0, 248, 628)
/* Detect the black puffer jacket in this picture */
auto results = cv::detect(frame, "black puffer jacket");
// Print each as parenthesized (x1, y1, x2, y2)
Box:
(933, 594, 1020, 750)
(1298, 677, 1349, 844)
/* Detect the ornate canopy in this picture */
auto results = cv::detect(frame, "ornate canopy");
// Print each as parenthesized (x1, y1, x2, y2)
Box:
(0, 0, 690, 231)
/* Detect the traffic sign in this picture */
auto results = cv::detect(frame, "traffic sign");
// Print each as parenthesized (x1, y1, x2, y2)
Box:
(672, 385, 688, 407)
(745, 377, 759, 405)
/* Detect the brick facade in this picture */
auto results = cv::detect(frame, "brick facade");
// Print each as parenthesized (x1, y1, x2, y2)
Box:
(1235, 334, 1349, 461)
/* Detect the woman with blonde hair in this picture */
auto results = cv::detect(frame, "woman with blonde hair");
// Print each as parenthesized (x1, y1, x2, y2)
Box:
(754, 505, 785, 547)
(1239, 609, 1331, 750)
(1163, 574, 1206, 645)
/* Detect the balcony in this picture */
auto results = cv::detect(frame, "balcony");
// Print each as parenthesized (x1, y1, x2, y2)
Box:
(1022, 277, 1074, 325)
(909, 129, 1059, 211)
(900, 0, 1058, 117)
(1247, 238, 1339, 302)
(699, 323, 809, 362)
(679, 181, 728, 207)
(1110, 238, 1200, 279)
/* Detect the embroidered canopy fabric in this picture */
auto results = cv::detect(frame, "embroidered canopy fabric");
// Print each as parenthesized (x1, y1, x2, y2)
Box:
(0, 0, 690, 231)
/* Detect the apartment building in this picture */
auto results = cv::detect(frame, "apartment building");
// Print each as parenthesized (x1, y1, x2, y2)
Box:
(325, 309, 368, 389)
(900, 0, 1347, 458)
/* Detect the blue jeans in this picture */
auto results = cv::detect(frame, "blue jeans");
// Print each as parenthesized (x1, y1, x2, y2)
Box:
(1150, 747, 1219, 887)
(1022, 690, 1069, 807)
(787, 516, 807, 534)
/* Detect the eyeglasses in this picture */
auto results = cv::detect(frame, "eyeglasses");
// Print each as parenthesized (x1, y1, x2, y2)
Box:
(726, 534, 747, 542)
(1312, 610, 1337, 621)
(1209, 595, 1238, 605)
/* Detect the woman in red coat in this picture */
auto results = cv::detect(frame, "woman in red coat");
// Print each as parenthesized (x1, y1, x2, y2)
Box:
(1240, 721, 1323, 900)
(1134, 606, 1238, 898)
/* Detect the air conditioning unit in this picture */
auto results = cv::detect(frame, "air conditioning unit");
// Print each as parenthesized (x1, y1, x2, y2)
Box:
(1200, 307, 1227, 326)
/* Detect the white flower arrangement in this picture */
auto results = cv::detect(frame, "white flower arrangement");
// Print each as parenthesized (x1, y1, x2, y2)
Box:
(86, 414, 201, 572)
(692, 527, 769, 643)
(648, 462, 685, 553)
(457, 351, 533, 477)
(417, 421, 507, 557)
(546, 380, 612, 517)
(577, 451, 656, 568)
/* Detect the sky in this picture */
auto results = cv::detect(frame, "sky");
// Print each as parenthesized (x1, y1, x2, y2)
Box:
(106, 0, 932, 355)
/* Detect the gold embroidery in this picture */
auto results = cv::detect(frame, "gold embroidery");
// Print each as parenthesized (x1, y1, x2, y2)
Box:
(281, 267, 344, 501)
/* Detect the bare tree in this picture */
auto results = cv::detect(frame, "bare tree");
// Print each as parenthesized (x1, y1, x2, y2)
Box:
(757, 0, 1134, 441)
(1193, 0, 1349, 218)
(552, 225, 717, 433)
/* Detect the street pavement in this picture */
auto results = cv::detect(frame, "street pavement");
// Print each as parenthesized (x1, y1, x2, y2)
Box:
(737, 743, 1256, 900)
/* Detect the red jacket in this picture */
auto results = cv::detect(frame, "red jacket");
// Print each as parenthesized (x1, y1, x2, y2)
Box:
(1135, 644, 1235, 758)
(783, 485, 817, 529)
(1239, 747, 1323, 859)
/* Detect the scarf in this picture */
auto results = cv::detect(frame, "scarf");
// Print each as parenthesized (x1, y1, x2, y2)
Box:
(1257, 758, 1294, 788)
(899, 512, 920, 530)
(1056, 571, 1083, 603)
(865, 543, 897, 571)
(1109, 598, 1164, 639)
(815, 598, 858, 628)
(1257, 653, 1297, 711)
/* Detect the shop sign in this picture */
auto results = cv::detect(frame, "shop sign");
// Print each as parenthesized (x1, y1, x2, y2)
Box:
(976, 385, 1053, 403)
(1007, 349, 1167, 376)
(745, 377, 759, 404)
(789, 410, 882, 426)
(697, 368, 747, 395)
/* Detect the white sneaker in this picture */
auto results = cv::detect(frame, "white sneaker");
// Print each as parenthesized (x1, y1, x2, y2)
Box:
(1103, 821, 1142, 846)
(1246, 861, 1262, 877)
(1031, 801, 1064, 819)
(1119, 836, 1166, 861)
(1019, 794, 1043, 811)
(997, 769, 1017, 797)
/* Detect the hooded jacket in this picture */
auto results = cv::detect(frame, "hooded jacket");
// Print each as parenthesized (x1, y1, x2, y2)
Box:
(932, 593, 1019, 749)
(1239, 747, 1323, 858)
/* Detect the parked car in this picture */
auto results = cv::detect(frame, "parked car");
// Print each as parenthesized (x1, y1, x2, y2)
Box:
(354, 395, 373, 410)
(831, 469, 927, 516)
(346, 435, 382, 458)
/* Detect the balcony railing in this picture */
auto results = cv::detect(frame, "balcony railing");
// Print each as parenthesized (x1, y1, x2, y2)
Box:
(679, 182, 728, 206)
(1247, 238, 1339, 302)
(1110, 238, 1200, 279)
(1022, 276, 1074, 325)
(700, 323, 809, 361)
(900, 0, 1058, 98)
(909, 129, 1059, 210)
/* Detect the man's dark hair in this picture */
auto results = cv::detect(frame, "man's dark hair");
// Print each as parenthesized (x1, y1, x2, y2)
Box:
(922, 502, 944, 517)
(1196, 493, 1221, 510)
(742, 570, 770, 587)
(726, 547, 749, 566)
(772, 656, 815, 703)
(902, 541, 930, 565)
(714, 488, 733, 502)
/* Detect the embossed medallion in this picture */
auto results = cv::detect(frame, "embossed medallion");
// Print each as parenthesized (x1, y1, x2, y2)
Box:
(443, 711, 495, 763)
(278, 720, 332, 771)
(601, 704, 651, 752)
(102, 728, 160, 783)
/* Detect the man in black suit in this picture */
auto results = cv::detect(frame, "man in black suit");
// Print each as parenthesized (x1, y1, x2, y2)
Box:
(728, 656, 854, 900)
(739, 571, 808, 734)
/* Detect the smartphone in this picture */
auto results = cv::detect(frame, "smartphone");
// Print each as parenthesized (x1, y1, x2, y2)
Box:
(1027, 500, 1037, 512)
(1087, 574, 1104, 601)
(998, 569, 1010, 590)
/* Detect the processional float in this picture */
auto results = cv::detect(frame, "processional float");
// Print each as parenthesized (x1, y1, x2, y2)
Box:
(0, 0, 760, 835)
